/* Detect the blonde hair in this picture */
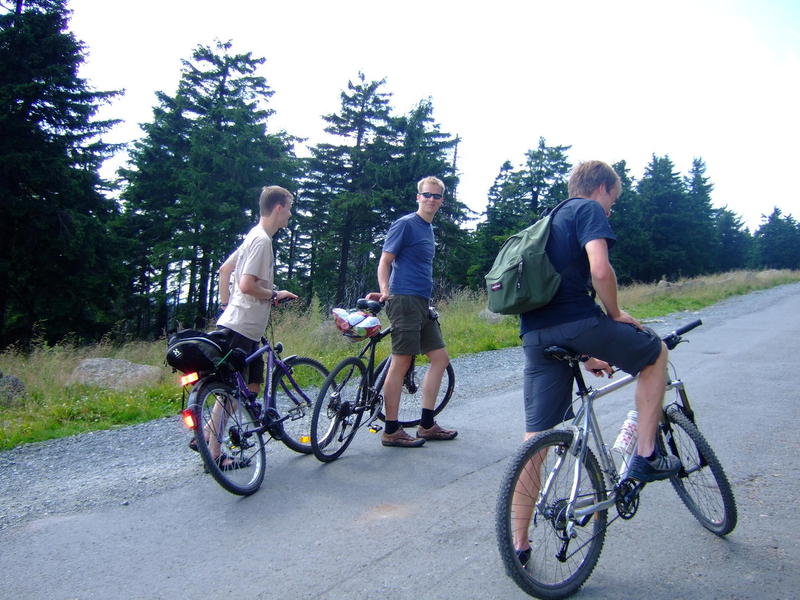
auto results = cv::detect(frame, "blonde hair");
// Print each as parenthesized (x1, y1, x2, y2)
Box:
(416, 176, 446, 194)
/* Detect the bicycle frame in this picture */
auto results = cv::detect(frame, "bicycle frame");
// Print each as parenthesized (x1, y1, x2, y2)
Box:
(350, 327, 392, 384)
(538, 359, 693, 536)
(222, 337, 315, 435)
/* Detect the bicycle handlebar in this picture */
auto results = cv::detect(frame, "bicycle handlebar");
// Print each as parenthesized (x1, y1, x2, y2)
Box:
(673, 319, 702, 337)
(662, 318, 702, 350)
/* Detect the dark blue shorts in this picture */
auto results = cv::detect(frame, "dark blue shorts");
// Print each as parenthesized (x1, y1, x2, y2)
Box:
(521, 315, 663, 432)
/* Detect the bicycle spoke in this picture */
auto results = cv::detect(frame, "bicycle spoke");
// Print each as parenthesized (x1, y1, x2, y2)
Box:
(497, 431, 607, 599)
(663, 406, 737, 535)
(312, 357, 366, 462)
(193, 382, 266, 496)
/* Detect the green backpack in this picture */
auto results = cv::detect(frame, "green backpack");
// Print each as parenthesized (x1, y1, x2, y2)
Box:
(484, 199, 572, 315)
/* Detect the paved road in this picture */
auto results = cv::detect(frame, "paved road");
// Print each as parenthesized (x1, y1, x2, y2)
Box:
(2, 286, 799, 599)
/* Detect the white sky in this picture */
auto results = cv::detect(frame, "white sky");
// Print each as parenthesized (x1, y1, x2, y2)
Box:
(68, 0, 800, 231)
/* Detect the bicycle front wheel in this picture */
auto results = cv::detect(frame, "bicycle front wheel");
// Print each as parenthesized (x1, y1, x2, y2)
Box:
(375, 357, 455, 427)
(311, 357, 367, 462)
(271, 356, 328, 454)
(191, 380, 266, 496)
(661, 404, 738, 536)
(496, 430, 607, 600)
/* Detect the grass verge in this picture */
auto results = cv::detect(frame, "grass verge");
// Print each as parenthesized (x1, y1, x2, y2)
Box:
(1, 269, 798, 450)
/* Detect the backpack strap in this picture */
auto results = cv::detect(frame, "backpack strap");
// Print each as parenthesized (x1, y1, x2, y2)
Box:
(543, 197, 576, 218)
(544, 197, 597, 300)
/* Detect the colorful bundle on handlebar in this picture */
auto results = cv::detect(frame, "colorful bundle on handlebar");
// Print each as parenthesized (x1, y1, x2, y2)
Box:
(332, 307, 381, 342)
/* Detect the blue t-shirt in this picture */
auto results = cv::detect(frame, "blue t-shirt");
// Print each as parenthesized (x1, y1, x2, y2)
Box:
(382, 213, 435, 299)
(520, 198, 616, 334)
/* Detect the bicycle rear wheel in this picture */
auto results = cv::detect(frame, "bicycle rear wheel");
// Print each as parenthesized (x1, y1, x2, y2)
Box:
(271, 356, 328, 454)
(661, 404, 737, 536)
(496, 430, 607, 600)
(375, 357, 455, 427)
(191, 380, 266, 496)
(311, 357, 367, 462)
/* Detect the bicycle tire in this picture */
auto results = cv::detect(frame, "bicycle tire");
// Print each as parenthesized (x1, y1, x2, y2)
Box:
(661, 405, 738, 536)
(375, 357, 455, 427)
(496, 430, 607, 600)
(191, 380, 266, 496)
(270, 356, 328, 454)
(311, 357, 367, 462)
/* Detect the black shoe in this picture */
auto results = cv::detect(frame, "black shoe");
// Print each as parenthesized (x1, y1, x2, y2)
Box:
(516, 548, 531, 567)
(215, 453, 249, 471)
(627, 453, 681, 482)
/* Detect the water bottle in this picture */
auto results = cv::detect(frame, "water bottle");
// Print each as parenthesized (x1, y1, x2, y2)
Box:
(612, 410, 638, 475)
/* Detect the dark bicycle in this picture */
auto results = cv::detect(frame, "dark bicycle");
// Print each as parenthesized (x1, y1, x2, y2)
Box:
(310, 299, 455, 462)
(172, 332, 328, 496)
(495, 319, 737, 599)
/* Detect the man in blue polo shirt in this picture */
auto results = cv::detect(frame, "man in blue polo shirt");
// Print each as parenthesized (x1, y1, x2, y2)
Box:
(367, 176, 458, 447)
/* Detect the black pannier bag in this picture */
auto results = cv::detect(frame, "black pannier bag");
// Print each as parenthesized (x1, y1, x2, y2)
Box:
(166, 329, 229, 374)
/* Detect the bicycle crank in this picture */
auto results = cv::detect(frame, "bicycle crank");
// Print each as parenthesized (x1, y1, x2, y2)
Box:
(615, 479, 644, 519)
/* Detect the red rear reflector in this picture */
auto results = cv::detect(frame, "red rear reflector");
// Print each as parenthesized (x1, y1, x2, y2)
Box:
(181, 408, 197, 430)
(180, 372, 199, 387)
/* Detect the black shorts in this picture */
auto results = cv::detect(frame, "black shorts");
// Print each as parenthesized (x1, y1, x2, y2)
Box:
(521, 315, 663, 432)
(216, 326, 264, 385)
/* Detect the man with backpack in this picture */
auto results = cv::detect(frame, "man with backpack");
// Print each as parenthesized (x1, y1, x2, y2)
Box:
(512, 160, 681, 564)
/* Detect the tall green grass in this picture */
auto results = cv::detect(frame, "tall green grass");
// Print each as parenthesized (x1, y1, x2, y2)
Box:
(1, 269, 798, 450)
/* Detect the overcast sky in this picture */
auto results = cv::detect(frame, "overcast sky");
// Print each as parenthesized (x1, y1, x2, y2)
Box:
(68, 0, 799, 231)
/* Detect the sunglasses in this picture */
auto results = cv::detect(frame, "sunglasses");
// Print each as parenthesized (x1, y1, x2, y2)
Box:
(419, 192, 443, 200)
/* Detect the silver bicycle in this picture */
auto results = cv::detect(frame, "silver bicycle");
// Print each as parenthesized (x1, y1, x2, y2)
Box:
(495, 319, 737, 599)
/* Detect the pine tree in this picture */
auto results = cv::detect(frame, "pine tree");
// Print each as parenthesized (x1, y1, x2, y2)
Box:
(754, 208, 800, 269)
(636, 155, 691, 280)
(118, 41, 298, 332)
(303, 73, 396, 306)
(607, 160, 654, 283)
(682, 158, 717, 275)
(0, 0, 124, 345)
(389, 99, 468, 295)
(470, 138, 571, 287)
(713, 206, 752, 271)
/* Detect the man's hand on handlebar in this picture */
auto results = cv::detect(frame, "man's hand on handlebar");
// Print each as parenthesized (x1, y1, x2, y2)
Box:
(365, 291, 388, 303)
(273, 290, 298, 306)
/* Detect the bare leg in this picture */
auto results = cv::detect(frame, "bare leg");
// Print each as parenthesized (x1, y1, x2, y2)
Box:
(206, 383, 259, 462)
(383, 354, 412, 421)
(634, 342, 668, 457)
(512, 431, 544, 551)
(421, 347, 449, 410)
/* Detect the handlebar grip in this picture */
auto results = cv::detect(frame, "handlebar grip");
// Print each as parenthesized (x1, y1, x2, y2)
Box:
(674, 319, 702, 336)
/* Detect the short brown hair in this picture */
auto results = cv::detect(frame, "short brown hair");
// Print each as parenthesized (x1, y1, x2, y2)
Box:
(567, 161, 620, 198)
(417, 176, 446, 194)
(258, 185, 293, 216)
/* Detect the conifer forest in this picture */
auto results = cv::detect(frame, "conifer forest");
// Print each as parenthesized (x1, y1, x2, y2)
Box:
(2, 0, 799, 347)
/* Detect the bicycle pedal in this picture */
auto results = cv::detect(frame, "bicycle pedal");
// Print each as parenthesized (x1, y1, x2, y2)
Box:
(368, 424, 383, 434)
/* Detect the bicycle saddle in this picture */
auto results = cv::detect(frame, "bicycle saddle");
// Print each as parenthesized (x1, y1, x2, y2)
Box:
(356, 298, 383, 315)
(544, 345, 582, 362)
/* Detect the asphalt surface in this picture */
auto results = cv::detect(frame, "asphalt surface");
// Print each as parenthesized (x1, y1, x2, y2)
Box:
(1, 284, 799, 600)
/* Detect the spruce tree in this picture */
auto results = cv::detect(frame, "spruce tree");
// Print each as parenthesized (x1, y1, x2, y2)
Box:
(0, 0, 124, 345)
(118, 41, 298, 332)
(713, 206, 752, 271)
(754, 208, 800, 269)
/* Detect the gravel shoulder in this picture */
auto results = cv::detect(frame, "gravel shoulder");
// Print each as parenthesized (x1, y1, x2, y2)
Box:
(2, 282, 798, 531)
